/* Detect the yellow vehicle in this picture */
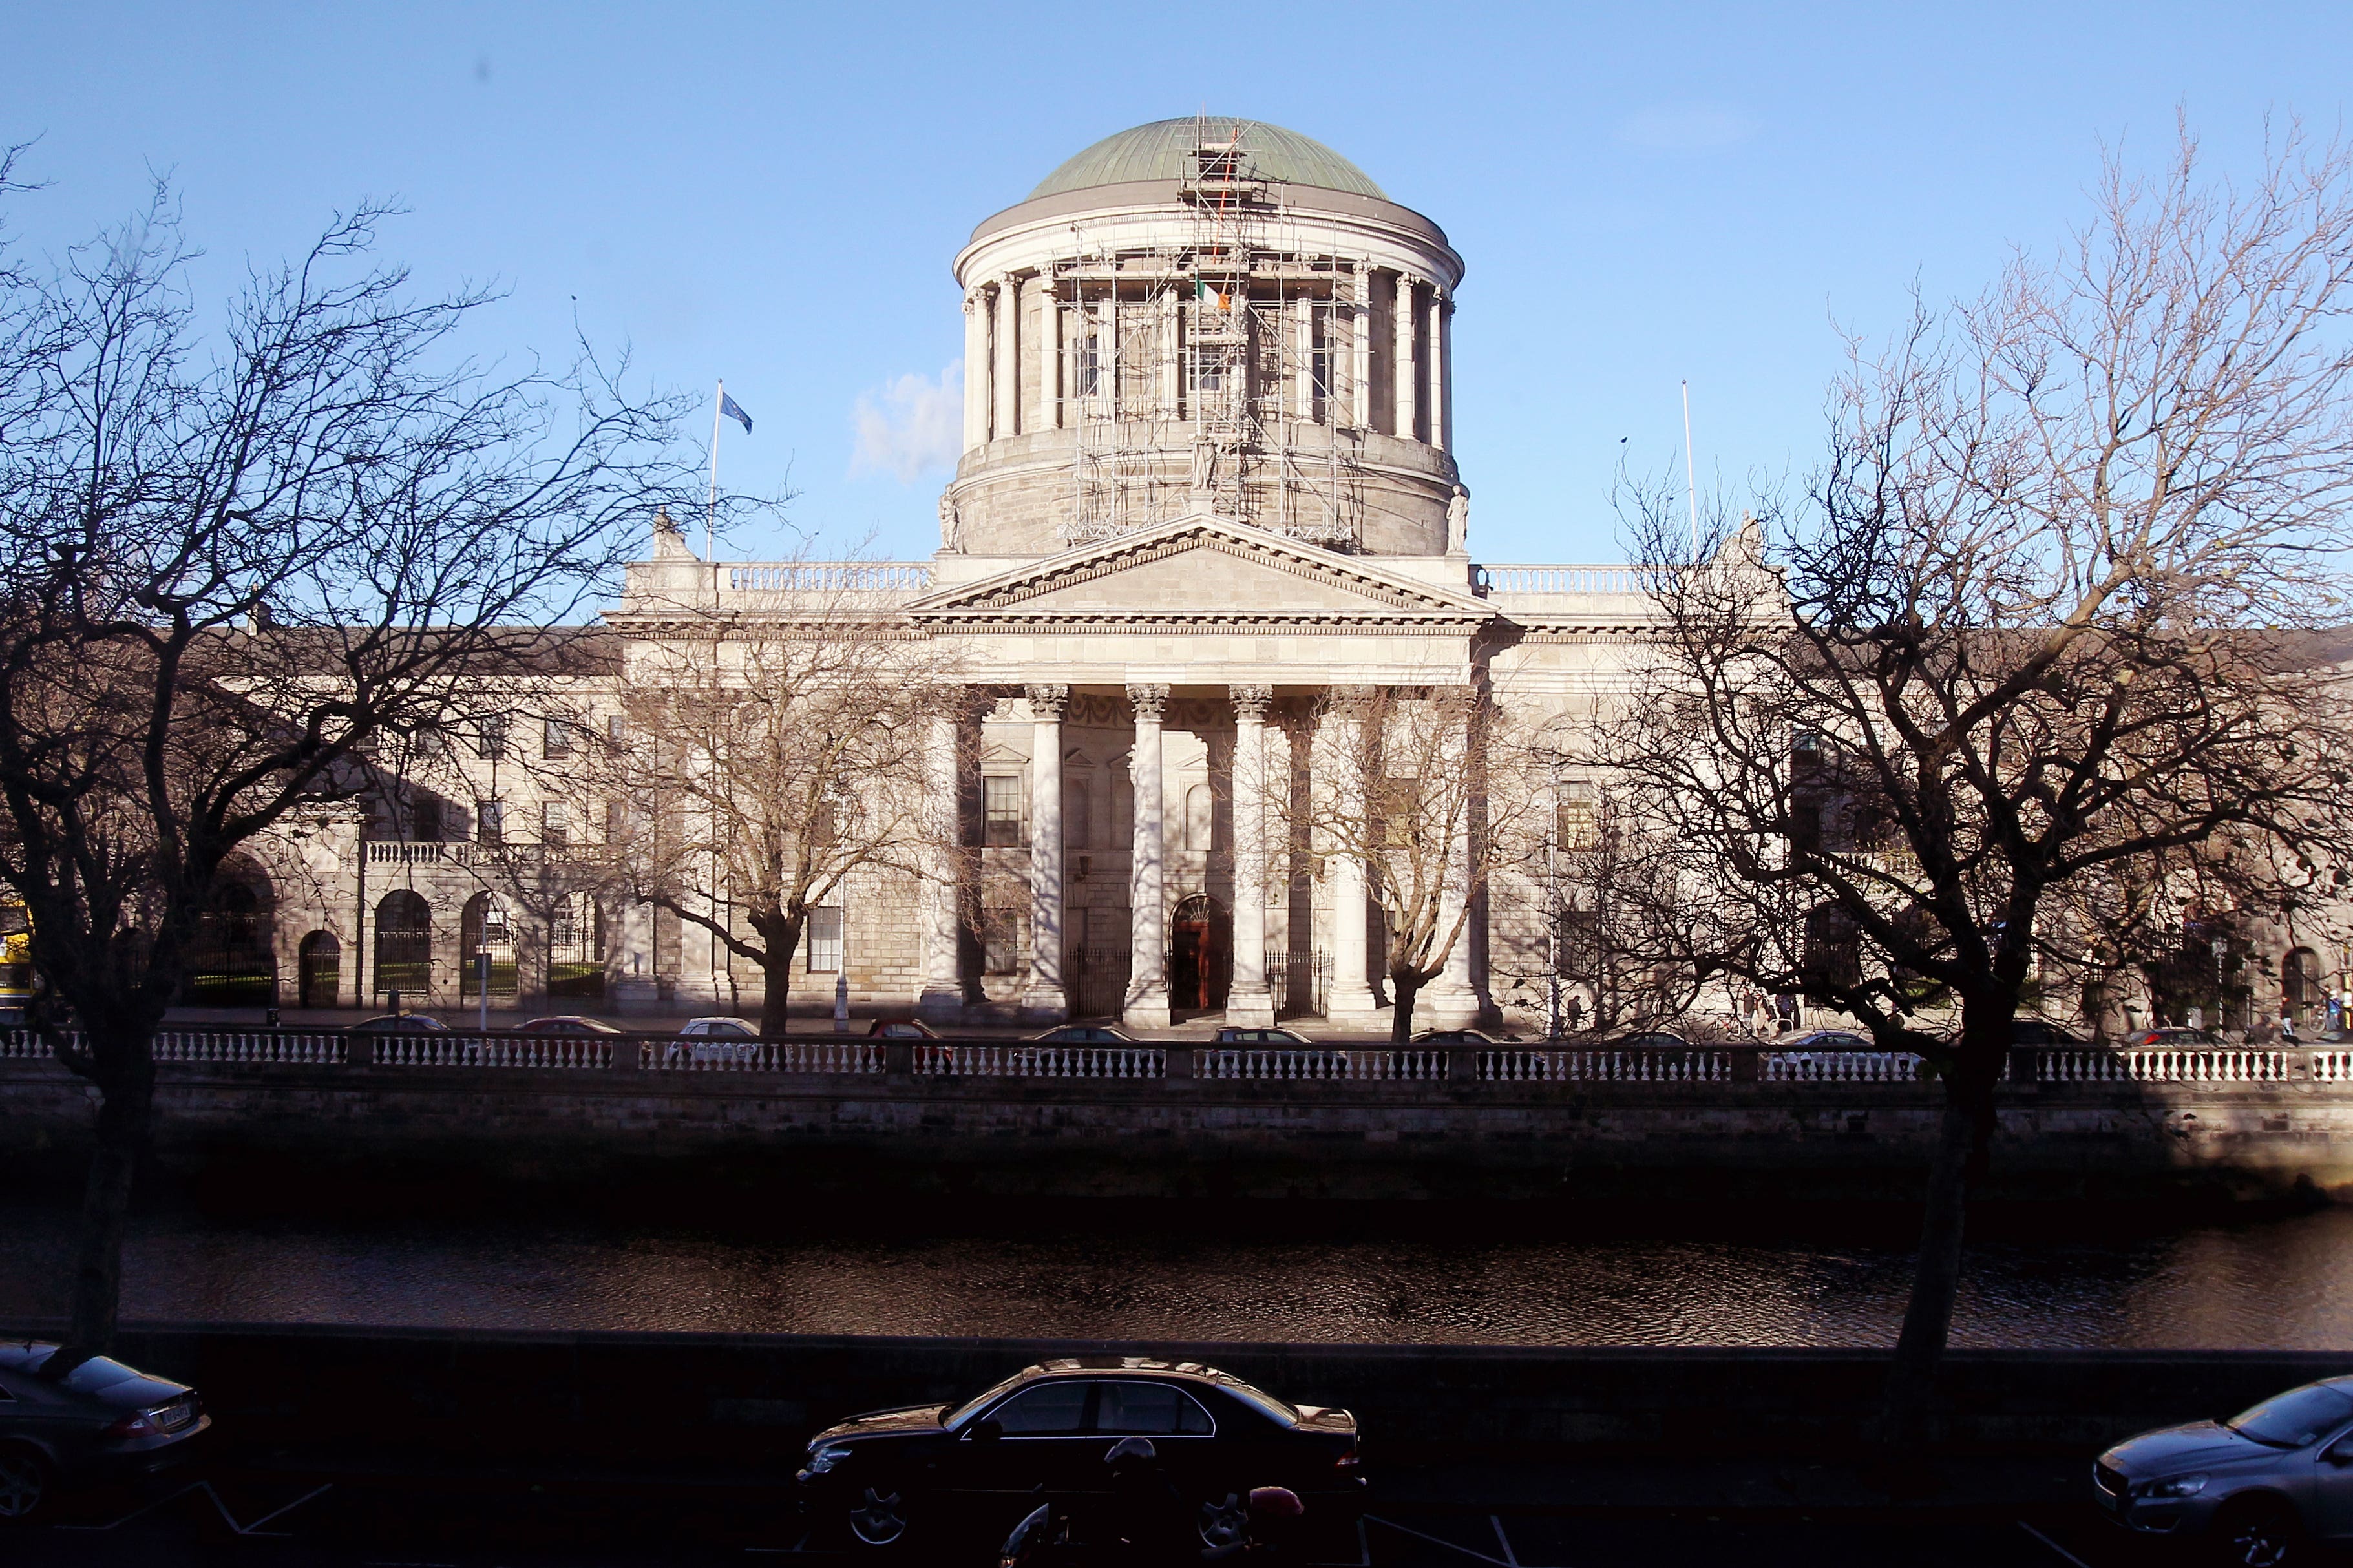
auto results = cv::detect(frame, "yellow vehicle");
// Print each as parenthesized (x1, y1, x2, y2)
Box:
(0, 899, 33, 1021)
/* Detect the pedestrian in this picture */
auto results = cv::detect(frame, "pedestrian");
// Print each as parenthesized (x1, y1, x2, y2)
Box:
(2279, 1007, 2297, 1043)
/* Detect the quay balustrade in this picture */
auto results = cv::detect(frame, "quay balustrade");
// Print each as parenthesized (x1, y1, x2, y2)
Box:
(4, 1029, 2351, 1091)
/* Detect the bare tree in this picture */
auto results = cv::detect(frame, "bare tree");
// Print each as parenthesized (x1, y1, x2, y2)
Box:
(0, 178, 696, 1354)
(1309, 685, 1546, 1042)
(577, 602, 953, 1034)
(1593, 122, 2353, 1439)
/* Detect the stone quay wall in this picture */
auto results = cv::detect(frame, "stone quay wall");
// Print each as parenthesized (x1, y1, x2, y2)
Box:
(6, 1032, 2353, 1201)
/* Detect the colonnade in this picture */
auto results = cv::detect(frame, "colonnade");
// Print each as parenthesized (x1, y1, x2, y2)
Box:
(911, 682, 1479, 1030)
(958, 267, 1453, 454)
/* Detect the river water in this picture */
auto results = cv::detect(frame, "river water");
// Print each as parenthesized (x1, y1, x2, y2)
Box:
(5, 1202, 2352, 1348)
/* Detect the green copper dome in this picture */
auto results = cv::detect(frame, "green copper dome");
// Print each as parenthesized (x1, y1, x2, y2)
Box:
(1029, 118, 1388, 202)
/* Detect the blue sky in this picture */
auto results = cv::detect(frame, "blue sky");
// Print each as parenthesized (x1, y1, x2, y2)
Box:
(8, 2, 2347, 565)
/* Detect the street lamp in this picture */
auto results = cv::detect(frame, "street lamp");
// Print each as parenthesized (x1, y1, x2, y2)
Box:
(833, 883, 850, 1035)
(2213, 935, 2229, 1030)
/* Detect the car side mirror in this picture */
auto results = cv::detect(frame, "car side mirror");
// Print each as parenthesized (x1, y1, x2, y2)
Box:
(970, 1419, 1003, 1443)
(2327, 1439, 2353, 1466)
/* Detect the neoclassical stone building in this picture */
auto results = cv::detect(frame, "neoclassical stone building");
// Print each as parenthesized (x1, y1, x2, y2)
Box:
(217, 116, 2352, 1036)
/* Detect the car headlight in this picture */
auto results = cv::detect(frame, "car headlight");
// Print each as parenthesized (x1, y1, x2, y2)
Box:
(803, 1444, 853, 1475)
(2138, 1473, 2210, 1498)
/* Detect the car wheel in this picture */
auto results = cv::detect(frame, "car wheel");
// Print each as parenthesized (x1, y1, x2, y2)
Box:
(849, 1484, 909, 1547)
(1198, 1489, 1248, 1549)
(2212, 1498, 2304, 1568)
(0, 1445, 54, 1523)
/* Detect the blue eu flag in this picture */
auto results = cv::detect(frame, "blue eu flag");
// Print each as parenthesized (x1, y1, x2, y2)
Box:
(719, 391, 753, 433)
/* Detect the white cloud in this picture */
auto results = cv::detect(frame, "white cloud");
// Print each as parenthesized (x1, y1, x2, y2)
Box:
(850, 361, 963, 482)
(1613, 103, 1758, 154)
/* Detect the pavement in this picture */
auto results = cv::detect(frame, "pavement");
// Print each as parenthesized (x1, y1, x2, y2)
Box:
(6, 1448, 2166, 1567)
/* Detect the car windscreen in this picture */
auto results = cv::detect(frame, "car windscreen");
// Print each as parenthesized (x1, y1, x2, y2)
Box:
(1213, 1375, 1300, 1427)
(945, 1370, 1036, 1428)
(2228, 1383, 2353, 1447)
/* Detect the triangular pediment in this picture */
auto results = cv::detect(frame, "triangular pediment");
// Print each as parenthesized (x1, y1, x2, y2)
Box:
(908, 514, 1493, 622)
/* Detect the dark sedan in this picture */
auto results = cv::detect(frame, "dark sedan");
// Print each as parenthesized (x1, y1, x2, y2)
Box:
(0, 1341, 210, 1520)
(795, 1357, 1362, 1551)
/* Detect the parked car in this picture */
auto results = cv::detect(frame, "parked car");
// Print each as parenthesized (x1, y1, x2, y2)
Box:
(795, 1357, 1362, 1551)
(2095, 1374, 2353, 1560)
(1608, 1029, 1691, 1050)
(1777, 1029, 1877, 1053)
(1413, 1029, 1513, 1045)
(678, 1017, 761, 1039)
(2124, 1027, 2221, 1049)
(1209, 1026, 1316, 1047)
(513, 1016, 625, 1036)
(0, 1341, 211, 1521)
(867, 1019, 941, 1040)
(665, 1016, 765, 1066)
(1031, 1025, 1138, 1045)
(345, 1012, 448, 1034)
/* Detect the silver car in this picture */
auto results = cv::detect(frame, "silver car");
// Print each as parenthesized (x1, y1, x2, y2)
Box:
(2096, 1375, 2353, 1563)
(0, 1341, 211, 1520)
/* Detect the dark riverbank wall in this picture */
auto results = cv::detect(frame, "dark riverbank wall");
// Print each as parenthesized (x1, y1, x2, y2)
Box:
(9, 1321, 2349, 1457)
(6, 1049, 2353, 1203)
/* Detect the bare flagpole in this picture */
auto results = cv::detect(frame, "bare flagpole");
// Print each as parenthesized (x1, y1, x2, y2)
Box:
(1681, 379, 1699, 562)
(706, 378, 724, 560)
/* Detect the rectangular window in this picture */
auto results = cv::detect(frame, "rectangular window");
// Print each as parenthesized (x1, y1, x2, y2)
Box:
(475, 799, 504, 846)
(1072, 331, 1101, 399)
(607, 713, 628, 742)
(412, 795, 443, 843)
(806, 906, 843, 974)
(1556, 780, 1598, 851)
(542, 802, 569, 848)
(543, 717, 577, 758)
(982, 775, 1025, 847)
(475, 715, 509, 762)
(982, 906, 1023, 974)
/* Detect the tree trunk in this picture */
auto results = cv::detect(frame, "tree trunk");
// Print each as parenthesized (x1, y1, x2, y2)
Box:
(1880, 997, 2007, 1445)
(755, 912, 807, 1037)
(1390, 970, 1420, 1044)
(66, 1043, 156, 1355)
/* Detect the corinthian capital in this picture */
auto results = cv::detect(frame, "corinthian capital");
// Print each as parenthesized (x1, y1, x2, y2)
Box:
(1229, 684, 1274, 723)
(1025, 683, 1070, 722)
(1126, 682, 1170, 723)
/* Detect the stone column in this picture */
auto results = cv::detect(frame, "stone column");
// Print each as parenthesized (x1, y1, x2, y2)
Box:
(1034, 275, 1061, 432)
(916, 702, 964, 1021)
(962, 287, 988, 454)
(609, 897, 659, 1015)
(1021, 684, 1069, 1023)
(1393, 274, 1419, 443)
(993, 276, 1020, 441)
(1227, 685, 1276, 1027)
(1324, 686, 1379, 1023)
(1427, 286, 1449, 454)
(1291, 293, 1314, 422)
(1351, 266, 1373, 431)
(1423, 688, 1481, 1025)
(1123, 682, 1172, 1029)
(1439, 290, 1457, 455)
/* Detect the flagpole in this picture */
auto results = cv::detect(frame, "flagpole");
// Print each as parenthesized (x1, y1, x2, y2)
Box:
(706, 378, 724, 560)
(1681, 379, 1699, 563)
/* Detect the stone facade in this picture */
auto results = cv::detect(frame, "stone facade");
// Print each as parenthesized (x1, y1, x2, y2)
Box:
(207, 119, 2353, 1038)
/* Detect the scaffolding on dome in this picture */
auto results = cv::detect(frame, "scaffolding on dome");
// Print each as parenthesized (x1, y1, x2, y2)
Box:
(1055, 117, 1364, 549)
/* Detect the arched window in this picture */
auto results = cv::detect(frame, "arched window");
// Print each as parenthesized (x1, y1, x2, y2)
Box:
(297, 931, 341, 1009)
(459, 892, 517, 1000)
(2284, 947, 2324, 1026)
(374, 890, 431, 999)
(1065, 779, 1092, 850)
(1185, 783, 1213, 852)
(186, 881, 275, 1006)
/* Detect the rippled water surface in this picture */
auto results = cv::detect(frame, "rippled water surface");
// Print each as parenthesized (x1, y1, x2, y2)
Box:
(4, 1203, 2351, 1347)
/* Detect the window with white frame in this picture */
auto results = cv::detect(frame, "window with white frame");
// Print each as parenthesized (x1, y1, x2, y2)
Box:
(806, 906, 843, 973)
(982, 774, 1026, 846)
(541, 801, 569, 848)
(475, 799, 504, 846)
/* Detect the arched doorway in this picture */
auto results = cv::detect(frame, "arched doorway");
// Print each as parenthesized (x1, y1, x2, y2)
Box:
(374, 890, 432, 1000)
(297, 931, 341, 1008)
(459, 892, 518, 1001)
(2284, 947, 2324, 1029)
(1169, 894, 1231, 1014)
(185, 881, 277, 1006)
